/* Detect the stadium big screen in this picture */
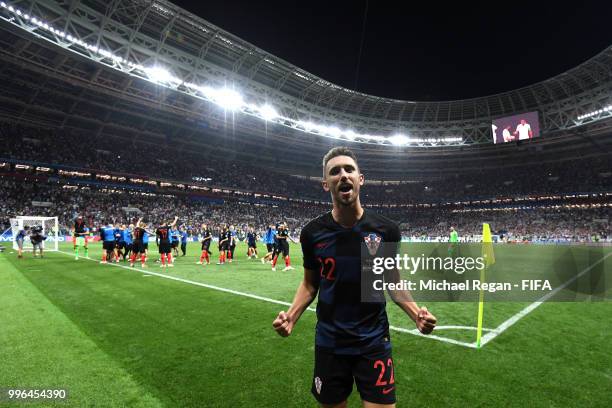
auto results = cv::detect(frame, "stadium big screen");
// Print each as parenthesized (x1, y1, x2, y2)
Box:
(491, 111, 540, 144)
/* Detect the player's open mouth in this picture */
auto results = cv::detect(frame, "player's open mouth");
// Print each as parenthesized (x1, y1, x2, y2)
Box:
(338, 184, 353, 193)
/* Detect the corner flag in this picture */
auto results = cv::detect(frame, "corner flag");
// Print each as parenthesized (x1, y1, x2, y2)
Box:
(476, 223, 495, 348)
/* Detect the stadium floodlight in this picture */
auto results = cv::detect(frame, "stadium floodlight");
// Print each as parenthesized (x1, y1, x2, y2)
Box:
(344, 130, 357, 140)
(297, 121, 316, 132)
(144, 66, 175, 84)
(258, 104, 278, 121)
(388, 134, 409, 146)
(213, 87, 244, 111)
(325, 126, 342, 138)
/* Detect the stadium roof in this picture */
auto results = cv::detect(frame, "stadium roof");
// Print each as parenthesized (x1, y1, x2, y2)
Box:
(0, 0, 611, 179)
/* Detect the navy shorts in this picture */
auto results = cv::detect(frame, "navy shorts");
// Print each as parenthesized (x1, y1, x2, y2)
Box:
(103, 241, 115, 251)
(311, 345, 396, 405)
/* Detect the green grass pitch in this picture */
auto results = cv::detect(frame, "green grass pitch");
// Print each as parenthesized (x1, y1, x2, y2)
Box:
(1, 242, 610, 407)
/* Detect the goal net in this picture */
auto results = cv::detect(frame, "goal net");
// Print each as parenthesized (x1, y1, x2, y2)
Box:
(10, 216, 59, 252)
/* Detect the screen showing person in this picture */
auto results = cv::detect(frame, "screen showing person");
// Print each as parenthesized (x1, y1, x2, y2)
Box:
(491, 111, 540, 144)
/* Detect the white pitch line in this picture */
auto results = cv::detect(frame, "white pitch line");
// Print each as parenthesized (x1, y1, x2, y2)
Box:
(55, 251, 480, 348)
(479, 251, 612, 347)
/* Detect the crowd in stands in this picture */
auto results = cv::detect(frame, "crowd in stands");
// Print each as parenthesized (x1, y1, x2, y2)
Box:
(1, 123, 611, 206)
(1, 180, 609, 243)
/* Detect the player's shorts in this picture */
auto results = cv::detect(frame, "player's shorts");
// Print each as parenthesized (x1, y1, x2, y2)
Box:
(132, 242, 144, 254)
(158, 242, 171, 254)
(311, 345, 396, 405)
(278, 241, 289, 257)
(118, 242, 127, 250)
(103, 241, 115, 251)
(171, 241, 179, 249)
(201, 242, 210, 251)
(32, 242, 43, 250)
(266, 243, 273, 252)
(16, 238, 24, 250)
(248, 242, 256, 249)
(219, 243, 229, 251)
(143, 243, 149, 251)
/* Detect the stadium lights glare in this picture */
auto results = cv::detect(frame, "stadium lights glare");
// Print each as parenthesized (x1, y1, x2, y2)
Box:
(212, 88, 244, 110)
(258, 104, 278, 121)
(577, 104, 612, 120)
(0, 2, 466, 147)
(344, 130, 357, 140)
(388, 134, 409, 146)
(144, 66, 176, 84)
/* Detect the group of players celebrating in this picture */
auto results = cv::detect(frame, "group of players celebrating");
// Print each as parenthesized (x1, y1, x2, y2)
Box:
(68, 215, 298, 271)
(196, 222, 297, 271)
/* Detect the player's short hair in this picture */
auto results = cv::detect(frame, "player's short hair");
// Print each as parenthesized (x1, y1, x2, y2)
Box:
(322, 147, 359, 177)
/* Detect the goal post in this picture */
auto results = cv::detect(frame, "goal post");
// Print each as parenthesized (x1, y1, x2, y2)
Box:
(10, 216, 59, 252)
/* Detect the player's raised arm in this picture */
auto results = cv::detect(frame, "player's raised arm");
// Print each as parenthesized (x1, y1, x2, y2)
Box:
(170, 216, 179, 228)
(273, 267, 319, 337)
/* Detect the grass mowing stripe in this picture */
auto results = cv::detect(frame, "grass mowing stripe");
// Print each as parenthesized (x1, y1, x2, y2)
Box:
(58, 250, 480, 348)
(0, 254, 165, 408)
(9, 251, 338, 407)
(480, 251, 612, 347)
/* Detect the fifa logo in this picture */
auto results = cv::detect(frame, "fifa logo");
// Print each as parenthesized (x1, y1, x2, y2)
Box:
(363, 233, 382, 256)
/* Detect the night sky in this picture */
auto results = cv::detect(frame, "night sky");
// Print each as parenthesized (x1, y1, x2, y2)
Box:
(173, 0, 612, 101)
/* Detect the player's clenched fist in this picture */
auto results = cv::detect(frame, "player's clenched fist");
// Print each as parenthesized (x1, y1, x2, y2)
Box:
(273, 311, 294, 337)
(416, 306, 437, 335)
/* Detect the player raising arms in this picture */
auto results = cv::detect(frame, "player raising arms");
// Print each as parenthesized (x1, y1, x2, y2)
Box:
(156, 216, 178, 268)
(73, 216, 89, 260)
(197, 223, 212, 265)
(273, 147, 437, 408)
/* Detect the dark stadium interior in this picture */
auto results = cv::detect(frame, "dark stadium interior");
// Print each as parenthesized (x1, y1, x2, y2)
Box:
(0, 0, 610, 241)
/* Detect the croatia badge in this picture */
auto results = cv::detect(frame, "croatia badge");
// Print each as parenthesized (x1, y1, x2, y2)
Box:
(363, 233, 382, 256)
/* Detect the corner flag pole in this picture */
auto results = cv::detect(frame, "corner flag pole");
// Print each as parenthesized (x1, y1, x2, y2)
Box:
(476, 223, 495, 348)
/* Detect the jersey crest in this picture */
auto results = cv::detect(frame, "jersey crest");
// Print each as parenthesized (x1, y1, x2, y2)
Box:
(363, 233, 382, 256)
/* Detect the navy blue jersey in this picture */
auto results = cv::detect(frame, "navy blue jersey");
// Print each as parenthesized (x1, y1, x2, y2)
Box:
(219, 230, 228, 244)
(74, 220, 86, 237)
(156, 226, 171, 244)
(181, 231, 188, 244)
(277, 228, 288, 241)
(300, 210, 401, 355)
(132, 227, 145, 243)
(247, 232, 256, 245)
